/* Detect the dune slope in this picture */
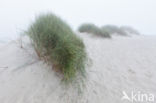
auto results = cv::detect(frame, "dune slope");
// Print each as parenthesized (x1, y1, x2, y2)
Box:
(0, 34, 156, 103)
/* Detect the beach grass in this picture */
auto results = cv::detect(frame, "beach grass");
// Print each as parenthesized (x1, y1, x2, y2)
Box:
(78, 23, 111, 38)
(26, 13, 87, 82)
(120, 26, 140, 35)
(101, 25, 127, 36)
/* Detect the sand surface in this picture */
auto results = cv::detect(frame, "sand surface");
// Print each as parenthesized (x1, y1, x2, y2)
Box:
(0, 34, 156, 103)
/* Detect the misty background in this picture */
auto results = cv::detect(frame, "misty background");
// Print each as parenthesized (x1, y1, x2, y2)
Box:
(0, 0, 155, 41)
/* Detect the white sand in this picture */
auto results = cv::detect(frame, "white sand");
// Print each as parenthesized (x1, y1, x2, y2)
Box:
(0, 34, 156, 103)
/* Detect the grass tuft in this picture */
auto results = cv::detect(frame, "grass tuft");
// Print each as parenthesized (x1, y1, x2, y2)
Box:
(101, 25, 127, 36)
(78, 23, 111, 38)
(26, 13, 87, 82)
(120, 26, 140, 35)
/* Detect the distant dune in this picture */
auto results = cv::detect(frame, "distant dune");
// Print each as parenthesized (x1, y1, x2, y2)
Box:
(0, 34, 156, 103)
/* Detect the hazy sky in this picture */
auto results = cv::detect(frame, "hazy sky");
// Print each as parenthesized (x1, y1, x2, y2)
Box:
(0, 0, 156, 40)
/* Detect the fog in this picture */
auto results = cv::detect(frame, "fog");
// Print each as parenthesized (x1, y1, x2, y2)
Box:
(0, 0, 156, 40)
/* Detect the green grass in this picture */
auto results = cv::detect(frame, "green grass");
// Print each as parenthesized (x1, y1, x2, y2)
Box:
(120, 26, 140, 35)
(78, 23, 111, 38)
(101, 25, 127, 36)
(26, 13, 87, 82)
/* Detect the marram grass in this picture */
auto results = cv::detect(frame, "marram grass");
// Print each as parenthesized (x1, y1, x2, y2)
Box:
(101, 25, 127, 36)
(78, 23, 111, 38)
(26, 13, 87, 82)
(120, 26, 140, 35)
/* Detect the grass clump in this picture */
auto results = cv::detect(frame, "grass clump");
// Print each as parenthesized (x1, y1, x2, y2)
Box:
(78, 23, 111, 38)
(101, 25, 127, 36)
(26, 13, 87, 81)
(120, 26, 140, 35)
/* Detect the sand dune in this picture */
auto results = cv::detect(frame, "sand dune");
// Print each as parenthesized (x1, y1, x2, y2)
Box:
(0, 34, 156, 103)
